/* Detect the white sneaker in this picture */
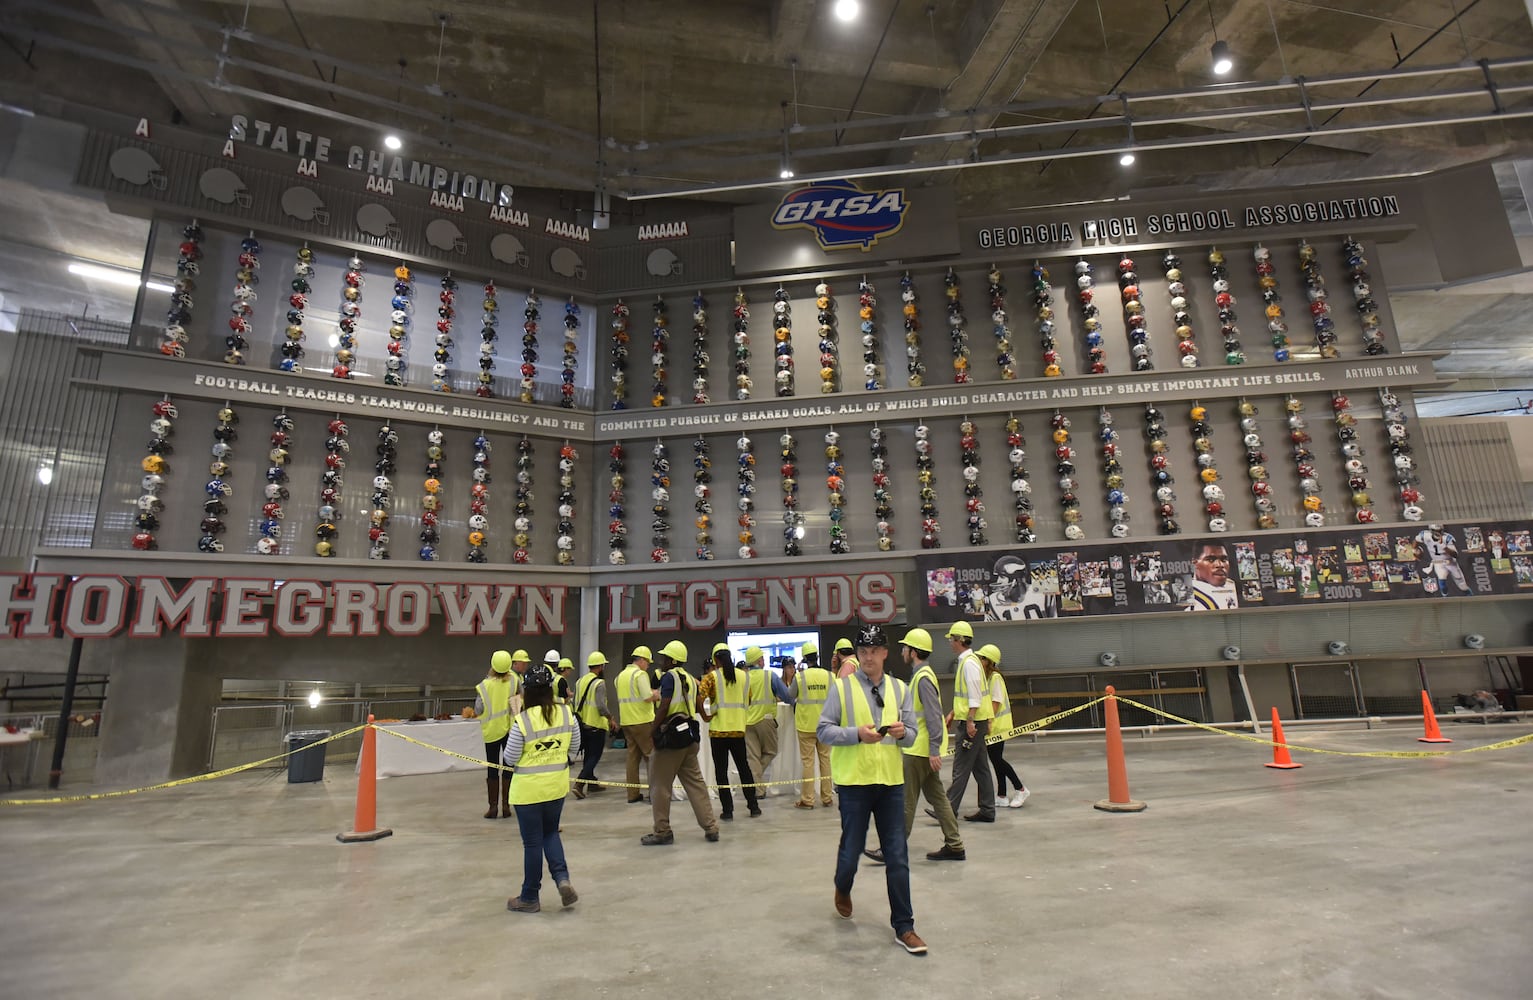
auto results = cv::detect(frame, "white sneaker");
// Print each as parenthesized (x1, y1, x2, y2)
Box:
(995, 796, 1009, 810)
(1009, 788, 1030, 808)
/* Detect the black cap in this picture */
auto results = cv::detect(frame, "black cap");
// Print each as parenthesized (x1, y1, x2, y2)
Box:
(856, 623, 887, 648)
(524, 664, 555, 688)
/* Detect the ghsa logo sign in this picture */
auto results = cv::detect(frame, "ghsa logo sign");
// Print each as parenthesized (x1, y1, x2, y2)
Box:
(771, 179, 908, 251)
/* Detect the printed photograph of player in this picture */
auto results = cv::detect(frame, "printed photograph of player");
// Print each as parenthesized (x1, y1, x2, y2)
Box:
(984, 555, 1060, 620)
(1184, 541, 1239, 611)
(1412, 523, 1471, 596)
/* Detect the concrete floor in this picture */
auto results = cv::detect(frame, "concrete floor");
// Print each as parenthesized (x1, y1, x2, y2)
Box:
(2, 722, 1531, 1000)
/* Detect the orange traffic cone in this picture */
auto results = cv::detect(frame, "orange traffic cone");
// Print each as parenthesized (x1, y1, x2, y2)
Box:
(338, 715, 395, 843)
(1265, 707, 1303, 769)
(1094, 686, 1147, 812)
(1418, 691, 1452, 744)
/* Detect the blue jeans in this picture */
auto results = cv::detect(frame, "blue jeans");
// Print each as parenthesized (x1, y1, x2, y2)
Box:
(513, 797, 568, 902)
(834, 782, 913, 935)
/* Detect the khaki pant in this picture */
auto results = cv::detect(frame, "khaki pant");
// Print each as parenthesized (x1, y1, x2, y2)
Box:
(795, 728, 832, 806)
(904, 754, 963, 851)
(650, 742, 717, 835)
(745, 717, 779, 794)
(623, 724, 655, 801)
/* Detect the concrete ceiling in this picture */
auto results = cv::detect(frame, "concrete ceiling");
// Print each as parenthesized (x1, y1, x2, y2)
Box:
(3, 0, 1533, 411)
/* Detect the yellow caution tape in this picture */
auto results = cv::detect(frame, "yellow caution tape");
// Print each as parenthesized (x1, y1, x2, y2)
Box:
(986, 698, 1106, 746)
(0, 725, 368, 806)
(1111, 696, 1533, 759)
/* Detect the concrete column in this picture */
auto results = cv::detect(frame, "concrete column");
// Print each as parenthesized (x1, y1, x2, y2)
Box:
(94, 634, 210, 784)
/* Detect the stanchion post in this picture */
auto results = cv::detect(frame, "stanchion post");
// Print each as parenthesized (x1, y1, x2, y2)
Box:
(1094, 685, 1147, 813)
(338, 715, 393, 843)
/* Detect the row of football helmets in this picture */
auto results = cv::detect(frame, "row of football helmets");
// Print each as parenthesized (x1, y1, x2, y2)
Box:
(601, 239, 1396, 410)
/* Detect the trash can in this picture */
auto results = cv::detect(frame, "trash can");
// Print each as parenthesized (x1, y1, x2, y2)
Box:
(285, 730, 331, 783)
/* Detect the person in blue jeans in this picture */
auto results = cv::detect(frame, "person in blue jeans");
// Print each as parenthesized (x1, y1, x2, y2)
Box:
(815, 624, 927, 955)
(503, 664, 582, 913)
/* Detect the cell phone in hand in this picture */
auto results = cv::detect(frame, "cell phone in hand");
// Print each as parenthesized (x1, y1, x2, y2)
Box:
(876, 725, 891, 736)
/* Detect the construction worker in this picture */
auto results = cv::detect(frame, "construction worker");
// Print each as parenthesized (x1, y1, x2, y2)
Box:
(943, 621, 996, 823)
(867, 628, 964, 863)
(642, 640, 720, 845)
(542, 649, 565, 700)
(744, 645, 795, 801)
(572, 652, 616, 798)
(791, 641, 834, 809)
(554, 657, 575, 704)
(616, 645, 659, 804)
(697, 643, 759, 819)
(503, 663, 581, 913)
(831, 636, 857, 678)
(474, 649, 519, 819)
(816, 624, 927, 956)
(980, 644, 1028, 809)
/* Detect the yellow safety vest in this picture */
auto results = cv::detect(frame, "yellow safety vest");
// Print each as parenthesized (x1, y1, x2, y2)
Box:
(952, 650, 995, 721)
(616, 664, 655, 727)
(508, 705, 575, 805)
(989, 672, 1013, 736)
(828, 675, 906, 786)
(902, 663, 949, 758)
(663, 669, 696, 718)
(709, 667, 749, 732)
(574, 672, 605, 729)
(476, 677, 513, 742)
(793, 667, 831, 733)
(746, 667, 776, 726)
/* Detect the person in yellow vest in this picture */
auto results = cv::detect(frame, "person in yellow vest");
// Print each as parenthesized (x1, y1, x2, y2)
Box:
(572, 652, 616, 798)
(473, 649, 522, 819)
(641, 640, 721, 845)
(616, 645, 660, 804)
(744, 645, 795, 800)
(697, 643, 760, 820)
(943, 620, 996, 823)
(791, 641, 834, 809)
(866, 627, 965, 864)
(554, 656, 575, 704)
(503, 664, 581, 913)
(831, 636, 857, 678)
(816, 624, 927, 955)
(980, 644, 1028, 809)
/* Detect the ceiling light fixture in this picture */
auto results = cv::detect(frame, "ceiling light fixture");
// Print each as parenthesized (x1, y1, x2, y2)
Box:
(36, 462, 53, 486)
(1211, 39, 1234, 76)
(1208, 2, 1233, 76)
(779, 156, 795, 180)
(1119, 152, 1136, 166)
(834, 0, 860, 22)
(383, 134, 403, 151)
(307, 689, 323, 708)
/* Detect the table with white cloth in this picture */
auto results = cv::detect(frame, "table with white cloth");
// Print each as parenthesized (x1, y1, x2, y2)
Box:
(0, 729, 44, 789)
(697, 705, 812, 796)
(369, 719, 488, 778)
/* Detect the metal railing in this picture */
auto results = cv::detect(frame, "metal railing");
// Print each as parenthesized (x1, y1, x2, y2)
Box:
(206, 696, 477, 771)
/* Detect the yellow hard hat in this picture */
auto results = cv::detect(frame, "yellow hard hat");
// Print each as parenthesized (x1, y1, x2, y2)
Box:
(587, 651, 608, 667)
(711, 642, 731, 657)
(945, 620, 974, 639)
(558, 657, 573, 671)
(834, 638, 854, 653)
(661, 639, 688, 662)
(632, 645, 653, 661)
(799, 640, 818, 658)
(744, 645, 765, 665)
(899, 627, 933, 654)
(511, 649, 531, 664)
(490, 650, 513, 674)
(977, 643, 1002, 667)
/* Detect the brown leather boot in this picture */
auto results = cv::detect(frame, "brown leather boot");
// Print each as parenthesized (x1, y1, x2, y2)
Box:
(484, 774, 499, 819)
(500, 775, 513, 819)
